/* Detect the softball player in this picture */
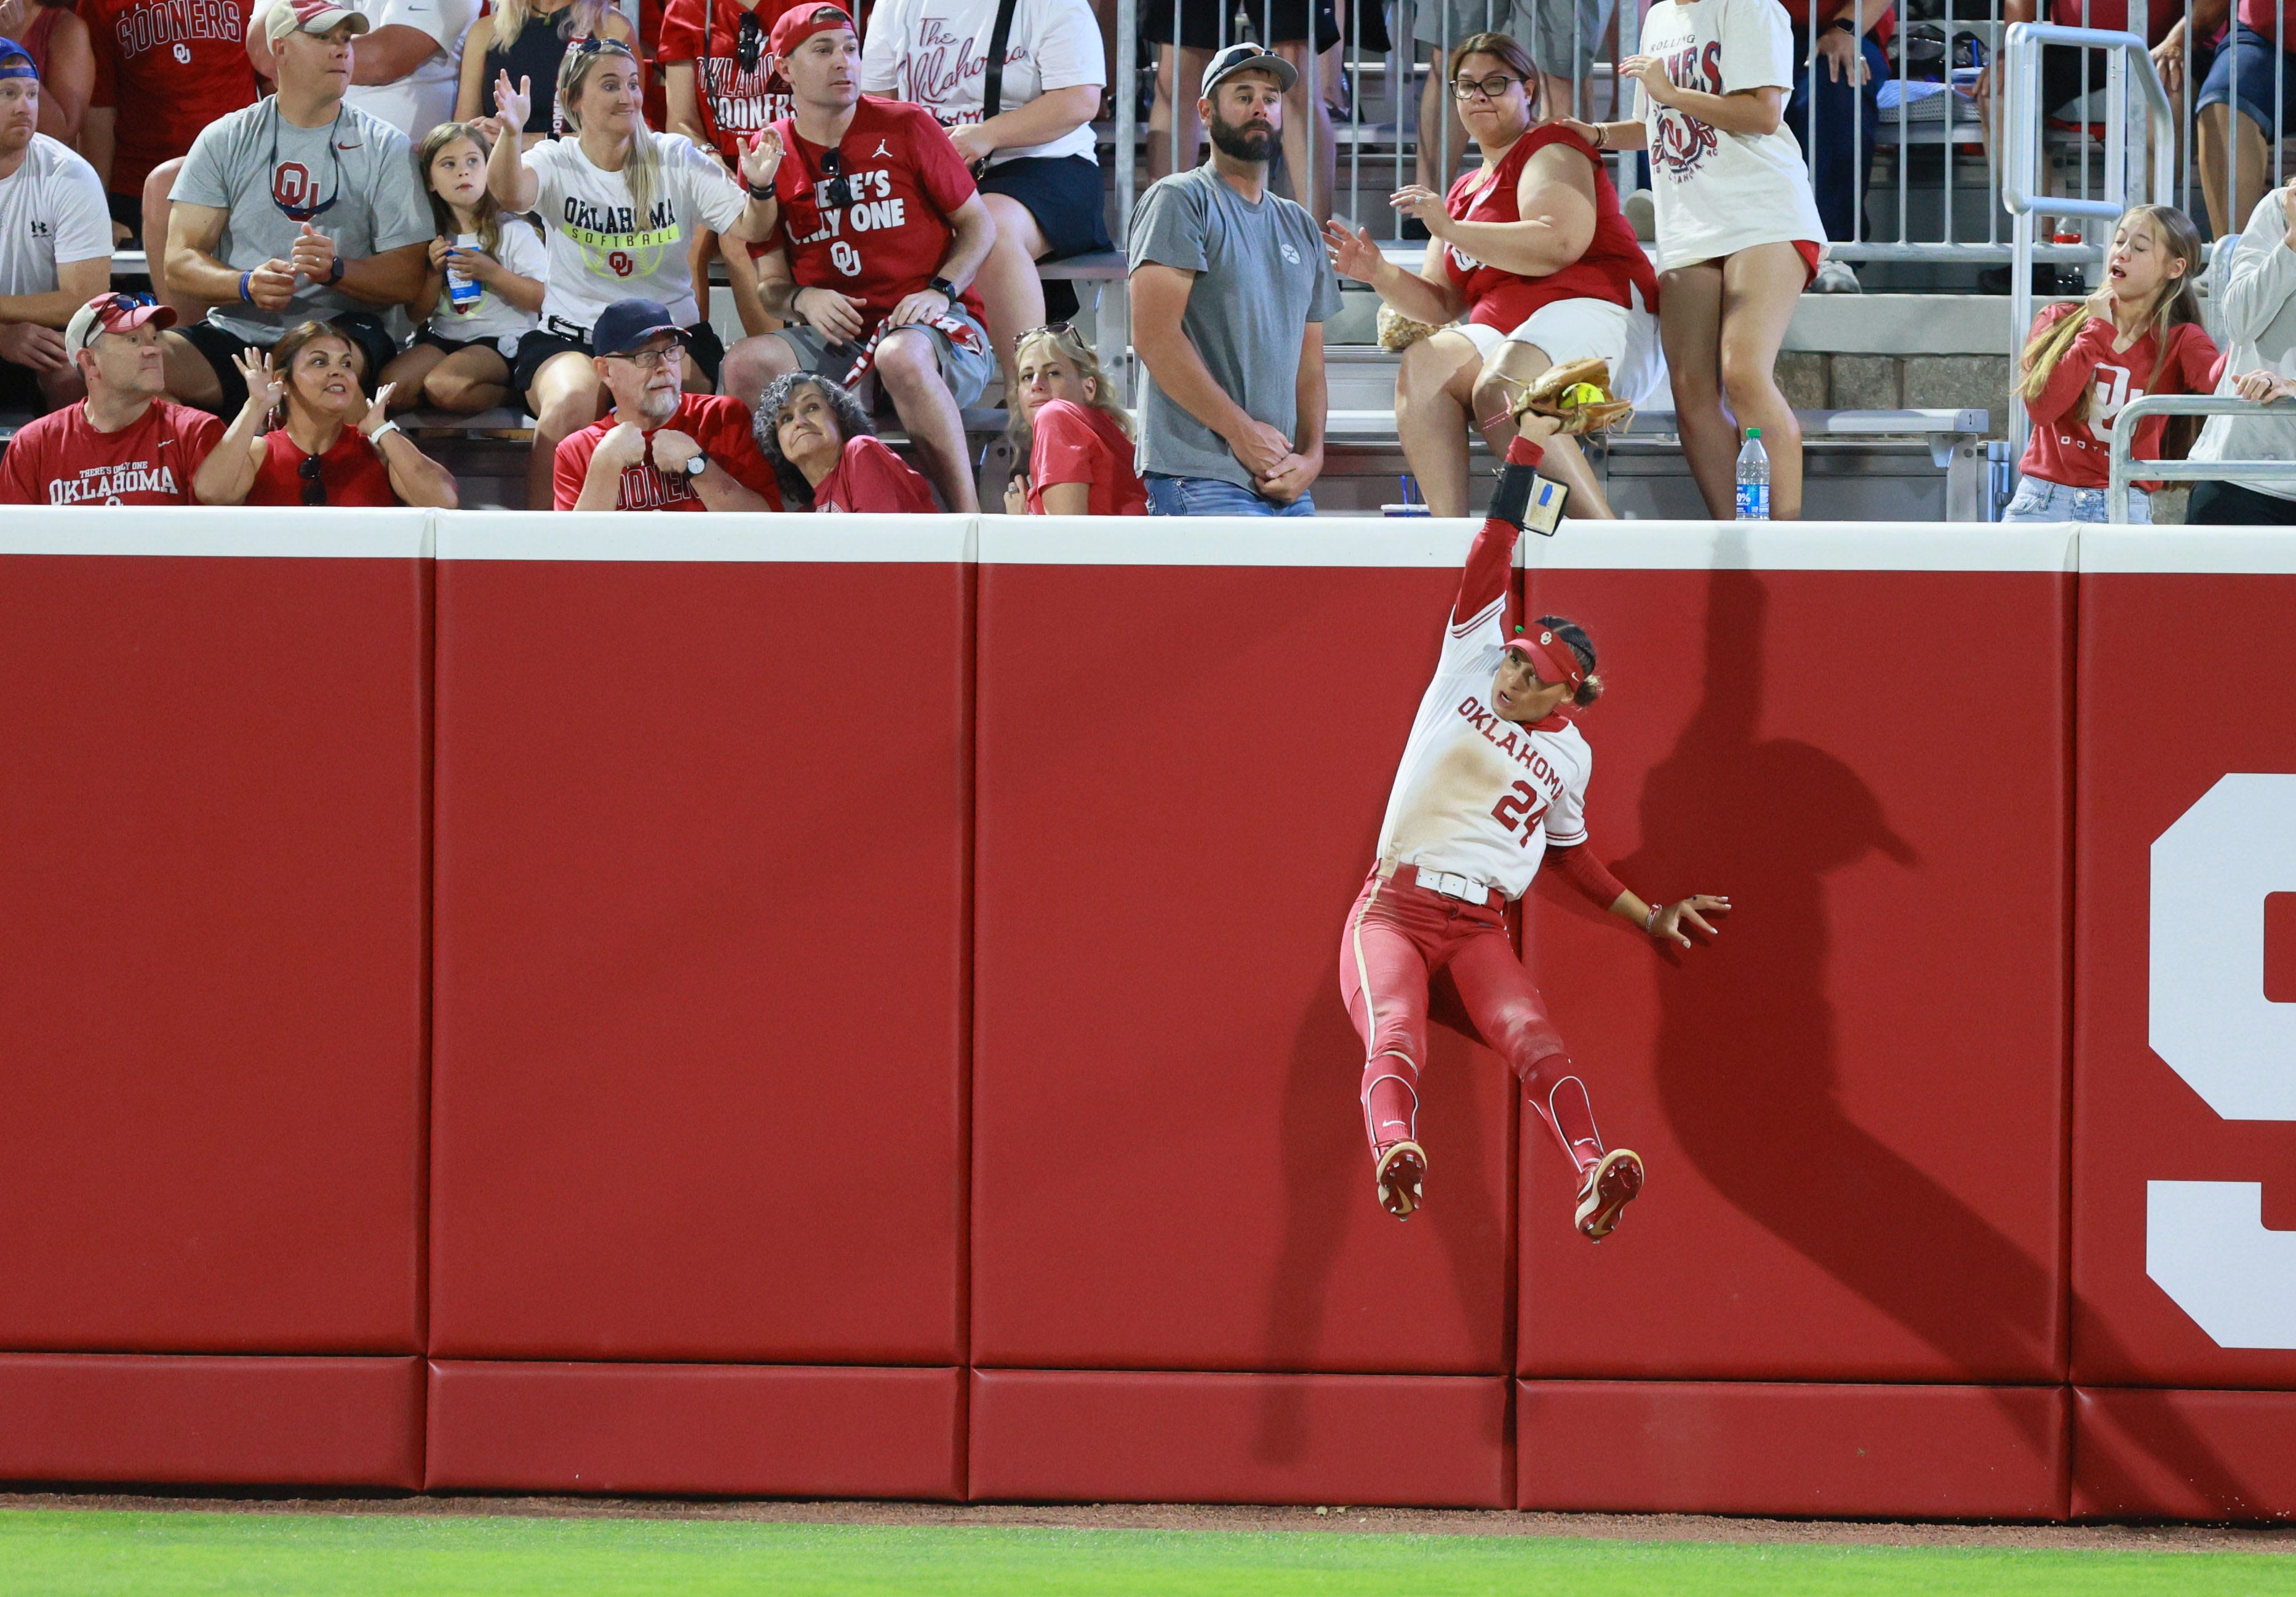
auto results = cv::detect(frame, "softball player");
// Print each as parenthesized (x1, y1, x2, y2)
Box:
(1341, 413, 1730, 1237)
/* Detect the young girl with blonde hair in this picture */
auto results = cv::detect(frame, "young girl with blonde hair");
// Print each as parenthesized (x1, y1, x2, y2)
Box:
(2005, 204, 2219, 524)
(382, 121, 548, 415)
(1001, 323, 1147, 517)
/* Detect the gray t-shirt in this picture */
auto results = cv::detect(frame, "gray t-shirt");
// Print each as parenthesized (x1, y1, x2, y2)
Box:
(1128, 163, 1341, 489)
(172, 98, 433, 344)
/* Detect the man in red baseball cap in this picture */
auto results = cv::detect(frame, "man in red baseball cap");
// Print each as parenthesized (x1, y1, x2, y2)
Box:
(715, 1, 998, 512)
(0, 292, 225, 503)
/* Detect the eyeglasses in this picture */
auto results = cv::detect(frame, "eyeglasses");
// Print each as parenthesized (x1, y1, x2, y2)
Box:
(815, 148, 855, 210)
(572, 34, 635, 57)
(1015, 321, 1075, 343)
(298, 451, 326, 507)
(615, 344, 685, 372)
(736, 9, 763, 72)
(1451, 73, 1524, 100)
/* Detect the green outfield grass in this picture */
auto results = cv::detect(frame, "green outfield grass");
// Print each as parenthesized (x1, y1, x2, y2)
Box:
(0, 1509, 2289, 1596)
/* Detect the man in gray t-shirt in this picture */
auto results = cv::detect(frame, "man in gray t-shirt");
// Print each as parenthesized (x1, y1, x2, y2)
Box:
(160, 0, 432, 412)
(1129, 42, 1341, 517)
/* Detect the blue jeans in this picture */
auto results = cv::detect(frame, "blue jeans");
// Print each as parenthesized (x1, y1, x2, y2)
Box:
(1144, 473, 1317, 517)
(2001, 475, 2151, 524)
(1786, 33, 1889, 247)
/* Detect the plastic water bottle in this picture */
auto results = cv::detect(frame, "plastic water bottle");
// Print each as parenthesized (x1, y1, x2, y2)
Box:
(1734, 427, 1770, 521)
(447, 233, 483, 314)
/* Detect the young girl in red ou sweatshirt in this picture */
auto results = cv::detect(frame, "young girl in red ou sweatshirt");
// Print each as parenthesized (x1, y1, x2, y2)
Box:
(2005, 204, 2220, 524)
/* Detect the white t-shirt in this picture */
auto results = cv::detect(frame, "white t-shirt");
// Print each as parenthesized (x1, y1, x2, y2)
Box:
(524, 131, 748, 330)
(423, 213, 548, 350)
(1635, 0, 1826, 270)
(0, 135, 112, 295)
(1373, 579, 1594, 903)
(859, 0, 1104, 165)
(343, 0, 479, 141)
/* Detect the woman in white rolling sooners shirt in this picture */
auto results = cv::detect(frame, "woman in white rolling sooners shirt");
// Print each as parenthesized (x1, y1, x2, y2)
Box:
(859, 0, 1108, 375)
(487, 36, 782, 508)
(1567, 0, 1825, 519)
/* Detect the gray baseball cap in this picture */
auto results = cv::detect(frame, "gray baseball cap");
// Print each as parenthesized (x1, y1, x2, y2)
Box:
(1201, 41, 1296, 97)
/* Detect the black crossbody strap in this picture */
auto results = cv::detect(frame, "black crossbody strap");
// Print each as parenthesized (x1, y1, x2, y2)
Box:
(979, 0, 1021, 121)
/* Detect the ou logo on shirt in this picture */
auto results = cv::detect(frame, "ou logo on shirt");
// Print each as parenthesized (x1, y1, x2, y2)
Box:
(831, 240, 861, 277)
(2087, 363, 2137, 443)
(173, 42, 190, 62)
(609, 251, 633, 277)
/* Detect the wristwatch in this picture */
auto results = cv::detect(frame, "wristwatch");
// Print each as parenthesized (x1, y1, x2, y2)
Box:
(927, 275, 957, 302)
(683, 453, 708, 479)
(326, 253, 346, 285)
(1828, 17, 1857, 31)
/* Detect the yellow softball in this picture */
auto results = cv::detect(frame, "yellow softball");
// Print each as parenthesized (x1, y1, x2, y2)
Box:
(1559, 382, 1606, 410)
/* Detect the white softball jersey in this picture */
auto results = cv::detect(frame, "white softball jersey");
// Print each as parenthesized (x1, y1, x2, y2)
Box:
(1372, 530, 1593, 903)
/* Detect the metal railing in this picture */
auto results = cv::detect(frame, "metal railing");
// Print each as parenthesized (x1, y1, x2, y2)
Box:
(2003, 21, 2175, 458)
(2108, 392, 2296, 520)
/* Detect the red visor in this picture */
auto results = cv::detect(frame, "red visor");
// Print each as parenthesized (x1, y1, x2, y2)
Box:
(768, 3, 856, 57)
(1503, 626, 1584, 690)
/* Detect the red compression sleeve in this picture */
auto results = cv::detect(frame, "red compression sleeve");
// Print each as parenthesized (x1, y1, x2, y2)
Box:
(1504, 432, 1546, 469)
(1547, 843, 1628, 909)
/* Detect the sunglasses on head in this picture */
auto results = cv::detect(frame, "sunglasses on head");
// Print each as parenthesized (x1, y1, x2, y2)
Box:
(298, 452, 326, 507)
(736, 9, 763, 72)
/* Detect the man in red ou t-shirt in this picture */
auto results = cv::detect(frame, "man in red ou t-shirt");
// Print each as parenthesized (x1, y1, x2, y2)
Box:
(0, 293, 223, 504)
(555, 297, 783, 511)
(80, 0, 258, 245)
(717, 2, 996, 513)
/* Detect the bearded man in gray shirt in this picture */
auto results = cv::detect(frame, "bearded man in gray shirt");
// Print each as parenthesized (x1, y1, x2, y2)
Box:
(1129, 42, 1341, 517)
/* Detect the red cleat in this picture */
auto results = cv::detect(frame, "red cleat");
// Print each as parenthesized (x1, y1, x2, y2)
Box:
(1374, 1139, 1427, 1220)
(1574, 1147, 1643, 1241)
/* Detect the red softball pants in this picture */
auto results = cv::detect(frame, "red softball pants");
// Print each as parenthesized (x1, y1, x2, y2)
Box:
(1339, 869, 1603, 1173)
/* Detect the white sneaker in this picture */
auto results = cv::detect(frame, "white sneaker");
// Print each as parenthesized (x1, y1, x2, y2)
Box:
(1810, 258, 1862, 294)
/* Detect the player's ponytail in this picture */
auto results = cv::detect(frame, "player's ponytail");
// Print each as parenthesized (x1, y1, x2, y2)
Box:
(1537, 614, 1603, 708)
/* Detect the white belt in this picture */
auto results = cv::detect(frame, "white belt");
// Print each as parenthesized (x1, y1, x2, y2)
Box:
(1383, 861, 1496, 904)
(1417, 869, 1492, 903)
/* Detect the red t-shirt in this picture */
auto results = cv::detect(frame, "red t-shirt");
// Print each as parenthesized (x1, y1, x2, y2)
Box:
(554, 391, 783, 509)
(812, 434, 935, 512)
(0, 398, 223, 504)
(656, 0, 801, 169)
(2017, 300, 2222, 490)
(1026, 399, 1146, 517)
(83, 0, 260, 198)
(1442, 125, 1660, 333)
(768, 97, 986, 325)
(249, 425, 400, 506)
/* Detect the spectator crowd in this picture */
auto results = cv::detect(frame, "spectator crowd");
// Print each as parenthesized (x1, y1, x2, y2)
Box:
(0, 0, 2290, 520)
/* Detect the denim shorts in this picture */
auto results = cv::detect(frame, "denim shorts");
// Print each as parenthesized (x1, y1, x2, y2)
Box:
(2001, 475, 2150, 524)
(2197, 25, 2296, 137)
(1144, 473, 1318, 517)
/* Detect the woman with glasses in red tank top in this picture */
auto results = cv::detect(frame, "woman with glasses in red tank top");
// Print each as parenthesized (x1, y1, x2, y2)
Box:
(1325, 32, 1660, 520)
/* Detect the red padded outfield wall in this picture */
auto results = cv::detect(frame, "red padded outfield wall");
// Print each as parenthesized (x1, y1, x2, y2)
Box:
(2, 509, 2292, 1518)
(2068, 530, 2296, 1522)
(0, 509, 431, 1487)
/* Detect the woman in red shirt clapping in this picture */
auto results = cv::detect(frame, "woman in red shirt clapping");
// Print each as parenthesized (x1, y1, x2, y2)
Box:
(2006, 205, 2218, 524)
(193, 321, 460, 509)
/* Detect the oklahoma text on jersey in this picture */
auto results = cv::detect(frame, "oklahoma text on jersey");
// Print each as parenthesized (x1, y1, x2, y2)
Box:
(51, 463, 181, 504)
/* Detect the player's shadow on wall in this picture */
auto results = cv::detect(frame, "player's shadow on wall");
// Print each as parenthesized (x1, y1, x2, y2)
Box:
(1614, 555, 2247, 1506)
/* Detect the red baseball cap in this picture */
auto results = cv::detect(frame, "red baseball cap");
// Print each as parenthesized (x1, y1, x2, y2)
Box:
(65, 292, 177, 355)
(1503, 624, 1585, 690)
(767, 3, 856, 58)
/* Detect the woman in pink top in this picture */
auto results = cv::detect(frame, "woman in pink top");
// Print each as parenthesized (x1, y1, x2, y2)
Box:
(756, 370, 939, 513)
(1002, 323, 1147, 517)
